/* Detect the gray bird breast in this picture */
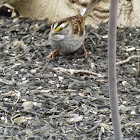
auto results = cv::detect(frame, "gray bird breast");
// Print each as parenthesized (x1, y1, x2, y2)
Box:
(49, 32, 85, 54)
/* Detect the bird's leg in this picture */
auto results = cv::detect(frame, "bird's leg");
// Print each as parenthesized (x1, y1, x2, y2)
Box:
(47, 50, 59, 58)
(82, 44, 91, 58)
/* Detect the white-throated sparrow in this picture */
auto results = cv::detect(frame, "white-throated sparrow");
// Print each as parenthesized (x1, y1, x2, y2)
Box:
(47, 0, 100, 58)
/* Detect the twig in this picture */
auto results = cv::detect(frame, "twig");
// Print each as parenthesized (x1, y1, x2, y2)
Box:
(116, 55, 140, 65)
(0, 105, 9, 113)
(0, 78, 16, 86)
(21, 110, 41, 116)
(53, 67, 101, 77)
(11, 46, 32, 59)
(122, 122, 140, 128)
(137, 51, 140, 76)
(75, 120, 101, 133)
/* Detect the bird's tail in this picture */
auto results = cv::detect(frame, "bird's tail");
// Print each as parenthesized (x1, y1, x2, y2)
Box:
(80, 0, 100, 19)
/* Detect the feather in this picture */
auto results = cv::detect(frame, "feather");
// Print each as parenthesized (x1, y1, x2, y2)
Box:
(80, 0, 100, 19)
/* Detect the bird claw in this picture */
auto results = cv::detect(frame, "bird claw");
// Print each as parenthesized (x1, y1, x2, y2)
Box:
(82, 44, 91, 58)
(47, 50, 59, 58)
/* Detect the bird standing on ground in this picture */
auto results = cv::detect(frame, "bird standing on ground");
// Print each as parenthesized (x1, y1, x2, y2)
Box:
(47, 0, 100, 58)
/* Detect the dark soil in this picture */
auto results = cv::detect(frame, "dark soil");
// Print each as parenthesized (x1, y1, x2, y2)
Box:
(0, 12, 140, 140)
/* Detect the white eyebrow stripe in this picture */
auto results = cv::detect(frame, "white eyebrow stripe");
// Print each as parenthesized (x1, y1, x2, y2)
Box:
(60, 22, 67, 28)
(53, 22, 58, 30)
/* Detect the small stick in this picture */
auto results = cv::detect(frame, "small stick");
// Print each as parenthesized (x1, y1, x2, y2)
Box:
(53, 67, 101, 77)
(116, 55, 140, 65)
(0, 106, 9, 113)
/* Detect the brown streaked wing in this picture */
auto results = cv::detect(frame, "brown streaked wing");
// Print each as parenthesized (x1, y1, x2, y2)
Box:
(67, 15, 85, 36)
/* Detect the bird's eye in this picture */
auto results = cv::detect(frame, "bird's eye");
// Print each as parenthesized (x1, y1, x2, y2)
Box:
(54, 32, 58, 35)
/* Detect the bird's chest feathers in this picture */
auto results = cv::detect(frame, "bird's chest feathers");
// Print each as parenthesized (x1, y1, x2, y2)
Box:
(52, 33, 65, 41)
